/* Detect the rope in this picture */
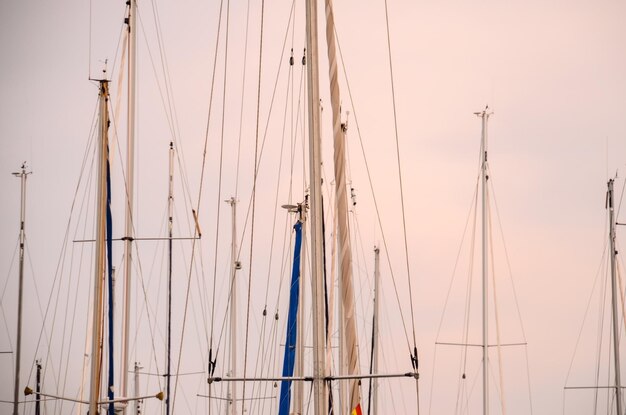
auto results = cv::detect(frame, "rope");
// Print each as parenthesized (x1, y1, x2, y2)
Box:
(234, 0, 252, 197)
(262, 16, 296, 315)
(382, 0, 419, 369)
(617, 175, 626, 221)
(334, 17, 411, 358)
(0, 241, 19, 350)
(241, 1, 265, 413)
(136, 9, 195, 216)
(487, 186, 507, 415)
(249, 90, 292, 407)
(205, 1, 232, 408)
(171, 0, 229, 401)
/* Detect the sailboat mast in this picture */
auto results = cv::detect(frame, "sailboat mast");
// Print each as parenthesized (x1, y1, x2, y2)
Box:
(12, 162, 29, 415)
(35, 359, 41, 415)
(89, 79, 110, 415)
(477, 107, 490, 415)
(372, 246, 380, 415)
(226, 197, 238, 415)
(166, 142, 174, 415)
(305, 0, 327, 413)
(607, 179, 623, 414)
(295, 201, 307, 415)
(134, 362, 143, 415)
(121, 0, 137, 407)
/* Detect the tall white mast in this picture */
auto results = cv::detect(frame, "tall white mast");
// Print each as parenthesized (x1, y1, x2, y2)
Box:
(89, 79, 110, 415)
(305, 0, 327, 413)
(226, 197, 238, 415)
(121, 0, 137, 409)
(476, 107, 491, 415)
(294, 199, 307, 415)
(12, 163, 30, 415)
(607, 179, 622, 414)
(166, 143, 174, 415)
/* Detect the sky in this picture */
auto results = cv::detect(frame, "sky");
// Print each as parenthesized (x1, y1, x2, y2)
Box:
(1, 1, 626, 414)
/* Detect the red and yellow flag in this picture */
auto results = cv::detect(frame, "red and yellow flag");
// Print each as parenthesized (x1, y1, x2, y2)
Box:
(351, 403, 363, 415)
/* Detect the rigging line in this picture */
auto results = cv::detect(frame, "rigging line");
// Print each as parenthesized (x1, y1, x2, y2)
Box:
(252, 145, 291, 414)
(593, 242, 609, 411)
(36, 99, 98, 413)
(0, 240, 19, 319)
(289, 51, 306, 197)
(251, 229, 290, 410)
(136, 11, 194, 213)
(255, 210, 293, 415)
(213, 269, 237, 368)
(149, 0, 198, 216)
(248, 307, 269, 409)
(171, 205, 209, 368)
(150, 0, 182, 142)
(112, 28, 128, 147)
(300, 44, 308, 193)
(563, 232, 610, 386)
(1, 241, 18, 382)
(449, 174, 480, 415)
(104, 22, 127, 86)
(141, 2, 174, 141)
(233, 0, 297, 264)
(618, 177, 626, 221)
(427, 343, 442, 415)
(110, 88, 165, 390)
(59, 141, 97, 415)
(488, 175, 530, 341)
(287, 0, 297, 209)
(487, 187, 507, 415)
(523, 345, 535, 415)
(234, 0, 252, 197)
(378, 296, 408, 415)
(382, 0, 418, 353)
(262, 40, 295, 311)
(88, 0, 92, 78)
(350, 210, 372, 328)
(193, 0, 232, 409)
(22, 239, 57, 388)
(241, 2, 265, 411)
(334, 24, 411, 354)
(129, 233, 167, 388)
(432, 177, 479, 339)
(462, 181, 479, 378)
(194, 0, 226, 372)
(619, 250, 626, 339)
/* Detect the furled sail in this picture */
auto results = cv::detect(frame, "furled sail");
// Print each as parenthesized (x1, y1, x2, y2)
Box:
(323, 0, 362, 413)
(278, 221, 303, 415)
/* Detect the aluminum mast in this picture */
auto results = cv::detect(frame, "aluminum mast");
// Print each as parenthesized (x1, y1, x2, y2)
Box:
(226, 197, 239, 415)
(12, 162, 30, 415)
(476, 107, 491, 415)
(121, 1, 137, 410)
(305, 0, 327, 412)
(607, 179, 623, 415)
(166, 142, 174, 415)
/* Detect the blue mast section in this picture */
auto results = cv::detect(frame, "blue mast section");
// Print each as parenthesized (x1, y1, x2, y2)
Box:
(278, 221, 303, 415)
(106, 148, 115, 415)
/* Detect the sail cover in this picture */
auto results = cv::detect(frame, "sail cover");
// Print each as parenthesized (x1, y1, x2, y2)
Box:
(278, 221, 303, 415)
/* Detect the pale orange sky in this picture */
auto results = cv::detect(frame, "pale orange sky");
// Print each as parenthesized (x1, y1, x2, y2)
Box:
(1, 1, 626, 414)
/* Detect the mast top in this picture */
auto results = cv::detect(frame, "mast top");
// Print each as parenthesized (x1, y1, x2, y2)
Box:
(474, 105, 492, 117)
(12, 163, 31, 177)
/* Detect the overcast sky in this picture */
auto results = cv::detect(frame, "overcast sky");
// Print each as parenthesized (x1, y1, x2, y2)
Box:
(1, 1, 626, 414)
